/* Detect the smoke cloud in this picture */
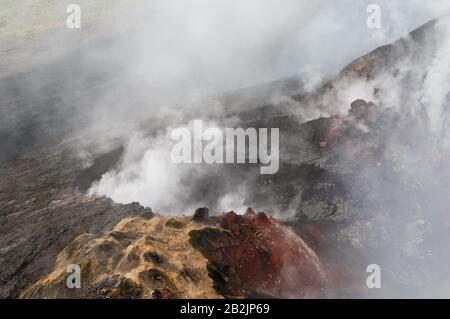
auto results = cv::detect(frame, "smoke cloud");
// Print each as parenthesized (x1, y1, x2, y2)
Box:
(78, 1, 450, 213)
(3, 0, 450, 297)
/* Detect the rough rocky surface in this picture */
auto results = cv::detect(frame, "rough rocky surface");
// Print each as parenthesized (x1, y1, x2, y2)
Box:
(191, 209, 327, 298)
(22, 209, 328, 299)
(0, 150, 152, 298)
(21, 215, 218, 299)
(1, 17, 448, 298)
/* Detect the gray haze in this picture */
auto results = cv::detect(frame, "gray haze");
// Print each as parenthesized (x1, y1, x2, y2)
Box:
(77, 1, 450, 211)
(2, 1, 450, 298)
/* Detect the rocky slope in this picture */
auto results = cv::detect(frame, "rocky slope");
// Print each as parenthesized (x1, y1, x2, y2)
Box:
(22, 209, 329, 299)
(0, 150, 153, 298)
(1, 17, 449, 298)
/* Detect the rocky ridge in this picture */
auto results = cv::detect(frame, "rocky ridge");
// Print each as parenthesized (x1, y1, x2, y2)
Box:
(22, 209, 332, 299)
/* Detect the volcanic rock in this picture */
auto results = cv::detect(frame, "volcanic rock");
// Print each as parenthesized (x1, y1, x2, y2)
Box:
(193, 207, 209, 221)
(21, 210, 327, 299)
(1, 17, 447, 299)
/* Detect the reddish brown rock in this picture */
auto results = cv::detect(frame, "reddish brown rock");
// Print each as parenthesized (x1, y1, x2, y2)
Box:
(190, 210, 328, 298)
(22, 208, 362, 299)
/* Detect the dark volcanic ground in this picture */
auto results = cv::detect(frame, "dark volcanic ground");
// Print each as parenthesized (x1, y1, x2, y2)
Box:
(1, 19, 450, 298)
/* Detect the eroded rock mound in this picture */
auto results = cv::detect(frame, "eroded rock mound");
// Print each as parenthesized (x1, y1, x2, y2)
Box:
(21, 216, 220, 299)
(191, 209, 327, 298)
(22, 209, 327, 299)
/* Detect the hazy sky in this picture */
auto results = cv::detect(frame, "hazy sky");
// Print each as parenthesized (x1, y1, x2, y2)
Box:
(2, 0, 450, 90)
(96, 0, 449, 93)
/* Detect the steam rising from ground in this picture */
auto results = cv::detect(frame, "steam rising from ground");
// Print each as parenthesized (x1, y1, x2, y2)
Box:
(82, 1, 450, 213)
(87, 4, 450, 297)
(3, 1, 450, 297)
(308, 16, 450, 297)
